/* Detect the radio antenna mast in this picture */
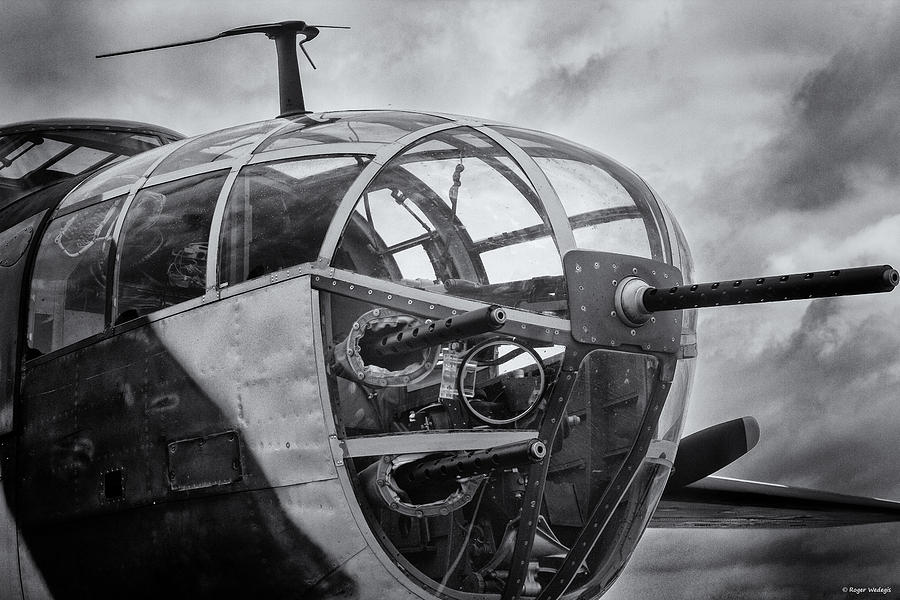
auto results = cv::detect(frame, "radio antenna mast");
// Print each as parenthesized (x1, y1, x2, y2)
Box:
(97, 20, 349, 116)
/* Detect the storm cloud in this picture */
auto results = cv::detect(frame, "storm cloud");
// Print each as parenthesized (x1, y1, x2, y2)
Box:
(766, 13, 900, 211)
(2, 2, 898, 599)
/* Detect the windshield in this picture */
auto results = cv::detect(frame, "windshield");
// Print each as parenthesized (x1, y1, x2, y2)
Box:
(0, 129, 168, 209)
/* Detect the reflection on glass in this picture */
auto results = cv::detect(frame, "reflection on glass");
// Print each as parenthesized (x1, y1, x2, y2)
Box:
(218, 156, 369, 285)
(56, 144, 175, 213)
(152, 121, 279, 176)
(28, 196, 126, 354)
(116, 171, 226, 322)
(256, 111, 448, 153)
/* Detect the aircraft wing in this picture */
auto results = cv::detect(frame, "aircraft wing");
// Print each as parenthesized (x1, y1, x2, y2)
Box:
(650, 475, 900, 528)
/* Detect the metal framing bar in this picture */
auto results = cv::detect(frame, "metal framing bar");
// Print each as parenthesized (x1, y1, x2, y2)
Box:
(248, 142, 383, 165)
(203, 119, 298, 292)
(343, 431, 538, 458)
(310, 288, 438, 600)
(475, 125, 577, 257)
(108, 139, 188, 324)
(317, 121, 478, 260)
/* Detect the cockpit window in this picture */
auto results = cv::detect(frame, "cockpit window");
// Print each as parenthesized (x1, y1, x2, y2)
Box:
(333, 126, 567, 316)
(28, 196, 126, 355)
(218, 156, 370, 286)
(255, 111, 448, 153)
(0, 130, 165, 209)
(115, 170, 227, 322)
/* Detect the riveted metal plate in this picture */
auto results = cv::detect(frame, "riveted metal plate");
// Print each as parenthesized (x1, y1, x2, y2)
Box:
(564, 250, 683, 353)
(166, 430, 242, 491)
(0, 225, 33, 267)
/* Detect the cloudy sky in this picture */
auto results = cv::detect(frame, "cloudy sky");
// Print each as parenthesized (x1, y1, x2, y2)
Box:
(3, 1, 899, 598)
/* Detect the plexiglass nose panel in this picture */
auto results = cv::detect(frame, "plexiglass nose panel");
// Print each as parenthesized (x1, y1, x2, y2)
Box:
(332, 126, 569, 317)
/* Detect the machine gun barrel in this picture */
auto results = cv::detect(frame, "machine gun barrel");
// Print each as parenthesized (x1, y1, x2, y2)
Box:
(361, 304, 507, 359)
(394, 439, 546, 491)
(644, 265, 898, 311)
(617, 265, 898, 325)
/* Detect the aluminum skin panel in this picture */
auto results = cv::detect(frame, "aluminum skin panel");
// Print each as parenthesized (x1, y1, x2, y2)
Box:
(15, 276, 354, 597)
(150, 276, 337, 486)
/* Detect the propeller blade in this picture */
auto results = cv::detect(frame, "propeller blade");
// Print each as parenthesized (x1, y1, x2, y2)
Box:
(665, 416, 760, 489)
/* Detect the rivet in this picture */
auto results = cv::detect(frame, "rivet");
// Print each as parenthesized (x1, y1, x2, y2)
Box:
(349, 285, 355, 290)
(367, 289, 373, 295)
(630, 329, 636, 336)
(387, 294, 393, 299)
(594, 262, 600, 269)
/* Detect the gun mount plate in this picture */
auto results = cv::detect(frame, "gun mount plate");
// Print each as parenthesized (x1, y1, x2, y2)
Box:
(564, 250, 683, 353)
